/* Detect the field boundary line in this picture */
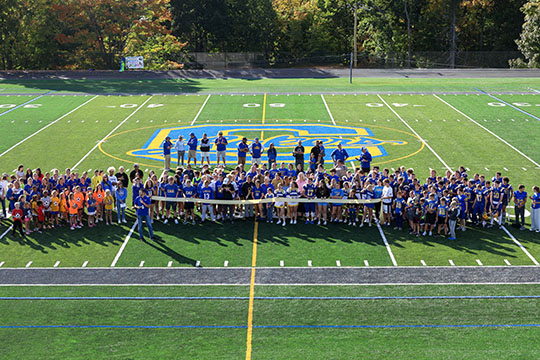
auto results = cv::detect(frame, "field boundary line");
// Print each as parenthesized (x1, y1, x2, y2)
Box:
(434, 94, 540, 168)
(501, 226, 540, 266)
(110, 221, 138, 267)
(320, 94, 337, 125)
(0, 91, 54, 117)
(0, 225, 13, 241)
(72, 96, 153, 169)
(190, 94, 211, 126)
(376, 94, 451, 171)
(0, 95, 98, 159)
(3, 282, 540, 286)
(377, 223, 398, 266)
(6, 295, 540, 300)
(245, 220, 258, 360)
(475, 88, 540, 122)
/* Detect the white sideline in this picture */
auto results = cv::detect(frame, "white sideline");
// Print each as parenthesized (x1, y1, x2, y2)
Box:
(377, 94, 452, 171)
(0, 226, 13, 240)
(110, 221, 138, 267)
(190, 94, 211, 126)
(501, 226, 540, 266)
(72, 96, 153, 170)
(376, 223, 398, 266)
(434, 94, 540, 168)
(0, 95, 98, 158)
(320, 94, 337, 126)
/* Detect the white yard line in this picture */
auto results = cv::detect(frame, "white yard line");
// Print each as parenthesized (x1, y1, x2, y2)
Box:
(195, 261, 200, 267)
(139, 261, 145, 267)
(168, 261, 173, 267)
(376, 223, 398, 266)
(0, 95, 98, 158)
(110, 221, 138, 267)
(434, 94, 540, 168)
(0, 262, 4, 267)
(504, 259, 511, 266)
(336, 260, 341, 267)
(476, 259, 483, 266)
(449, 260, 455, 266)
(420, 260, 427, 266)
(501, 226, 540, 266)
(53, 261, 60, 268)
(321, 94, 337, 126)
(364, 260, 369, 267)
(224, 261, 229, 267)
(377, 94, 451, 171)
(307, 260, 312, 267)
(72, 96, 153, 169)
(82, 261, 88, 268)
(25, 261, 32, 268)
(0, 226, 13, 240)
(190, 94, 211, 126)
(280, 260, 284, 267)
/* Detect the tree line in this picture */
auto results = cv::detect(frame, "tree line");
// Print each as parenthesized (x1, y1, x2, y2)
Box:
(1, 0, 539, 70)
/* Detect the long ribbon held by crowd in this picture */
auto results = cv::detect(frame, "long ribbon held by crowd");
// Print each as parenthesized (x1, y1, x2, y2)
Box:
(151, 196, 382, 205)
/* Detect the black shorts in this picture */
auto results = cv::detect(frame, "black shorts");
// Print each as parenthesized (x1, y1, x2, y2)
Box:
(184, 202, 194, 210)
(426, 212, 436, 225)
(166, 202, 177, 211)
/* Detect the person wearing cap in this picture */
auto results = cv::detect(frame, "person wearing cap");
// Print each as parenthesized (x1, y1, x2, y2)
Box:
(331, 143, 349, 165)
(129, 164, 144, 183)
(187, 132, 198, 166)
(237, 137, 249, 166)
(174, 135, 186, 166)
(293, 140, 305, 172)
(215, 131, 228, 167)
(250, 138, 264, 166)
(163, 136, 173, 172)
(356, 147, 372, 174)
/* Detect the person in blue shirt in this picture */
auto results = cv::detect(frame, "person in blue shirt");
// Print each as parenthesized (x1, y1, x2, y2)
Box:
(215, 131, 228, 167)
(436, 198, 448, 236)
(237, 137, 249, 166)
(287, 163, 297, 178)
(330, 182, 344, 223)
(187, 132, 198, 166)
(250, 138, 264, 166)
(251, 180, 264, 221)
(489, 180, 504, 228)
(269, 162, 279, 180)
(530, 186, 540, 232)
(199, 179, 215, 222)
(267, 143, 277, 169)
(132, 178, 142, 207)
(393, 191, 406, 230)
(472, 184, 487, 226)
(302, 177, 317, 224)
(115, 181, 128, 224)
(513, 185, 528, 230)
(423, 193, 438, 236)
(456, 188, 468, 231)
(163, 136, 173, 172)
(356, 147, 372, 173)
(373, 180, 384, 223)
(182, 179, 197, 225)
(331, 144, 349, 165)
(161, 176, 179, 224)
(134, 189, 154, 241)
(501, 177, 513, 225)
(360, 184, 374, 227)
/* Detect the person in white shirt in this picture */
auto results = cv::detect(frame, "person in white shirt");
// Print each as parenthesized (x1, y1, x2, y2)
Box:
(381, 179, 394, 226)
(0, 173, 8, 218)
(174, 135, 186, 166)
(107, 167, 118, 195)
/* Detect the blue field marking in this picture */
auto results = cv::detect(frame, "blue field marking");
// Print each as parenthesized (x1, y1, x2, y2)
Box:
(474, 88, 540, 122)
(1, 324, 539, 329)
(2, 295, 540, 301)
(0, 91, 55, 117)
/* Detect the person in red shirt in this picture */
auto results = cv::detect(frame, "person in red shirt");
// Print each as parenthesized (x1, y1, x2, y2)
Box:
(11, 202, 25, 237)
(36, 200, 45, 233)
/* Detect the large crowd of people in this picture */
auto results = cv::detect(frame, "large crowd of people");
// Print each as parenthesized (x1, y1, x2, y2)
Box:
(1, 149, 539, 241)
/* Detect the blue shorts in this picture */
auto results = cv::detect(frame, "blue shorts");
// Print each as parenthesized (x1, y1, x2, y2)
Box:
(304, 203, 315, 213)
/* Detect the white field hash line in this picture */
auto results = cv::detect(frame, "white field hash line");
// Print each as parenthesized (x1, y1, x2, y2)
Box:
(110, 221, 138, 267)
(72, 96, 153, 170)
(0, 95, 99, 158)
(376, 223, 398, 266)
(377, 94, 452, 172)
(190, 94, 211, 126)
(434, 95, 540, 168)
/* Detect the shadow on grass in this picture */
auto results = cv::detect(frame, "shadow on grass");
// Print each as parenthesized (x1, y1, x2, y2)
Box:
(386, 224, 525, 259)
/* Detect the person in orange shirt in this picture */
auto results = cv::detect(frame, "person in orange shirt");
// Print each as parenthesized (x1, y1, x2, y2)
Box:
(68, 193, 79, 230)
(93, 184, 105, 222)
(50, 190, 60, 228)
(73, 186, 85, 227)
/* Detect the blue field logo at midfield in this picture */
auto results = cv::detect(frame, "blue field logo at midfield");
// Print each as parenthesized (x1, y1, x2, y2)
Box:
(128, 124, 406, 164)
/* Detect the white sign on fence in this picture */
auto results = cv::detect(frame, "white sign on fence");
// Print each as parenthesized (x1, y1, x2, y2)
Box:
(125, 56, 144, 69)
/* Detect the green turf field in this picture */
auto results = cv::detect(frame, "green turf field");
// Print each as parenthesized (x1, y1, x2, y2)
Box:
(1, 77, 539, 269)
(0, 284, 539, 359)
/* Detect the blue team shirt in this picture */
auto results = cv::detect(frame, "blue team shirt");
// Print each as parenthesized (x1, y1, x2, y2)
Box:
(251, 142, 263, 158)
(252, 186, 263, 199)
(238, 143, 249, 158)
(215, 137, 228, 151)
(162, 183, 179, 198)
(394, 198, 406, 214)
(532, 193, 540, 209)
(426, 200, 438, 212)
(331, 148, 349, 162)
(163, 140, 172, 155)
(514, 191, 528, 207)
(135, 196, 151, 216)
(303, 184, 316, 198)
(183, 185, 196, 198)
(187, 136, 198, 151)
(437, 204, 448, 217)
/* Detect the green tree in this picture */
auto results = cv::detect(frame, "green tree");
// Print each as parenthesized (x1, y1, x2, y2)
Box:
(514, 0, 540, 67)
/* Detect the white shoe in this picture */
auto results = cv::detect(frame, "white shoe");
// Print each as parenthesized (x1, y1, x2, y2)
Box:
(122, 219, 127, 224)
(317, 220, 321, 225)
(163, 219, 168, 224)
(174, 219, 178, 224)
(277, 220, 281, 225)
(282, 221, 285, 227)
(323, 220, 327, 225)
(294, 220, 297, 224)
(423, 231, 427, 236)
(359, 223, 364, 228)
(429, 231, 432, 236)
